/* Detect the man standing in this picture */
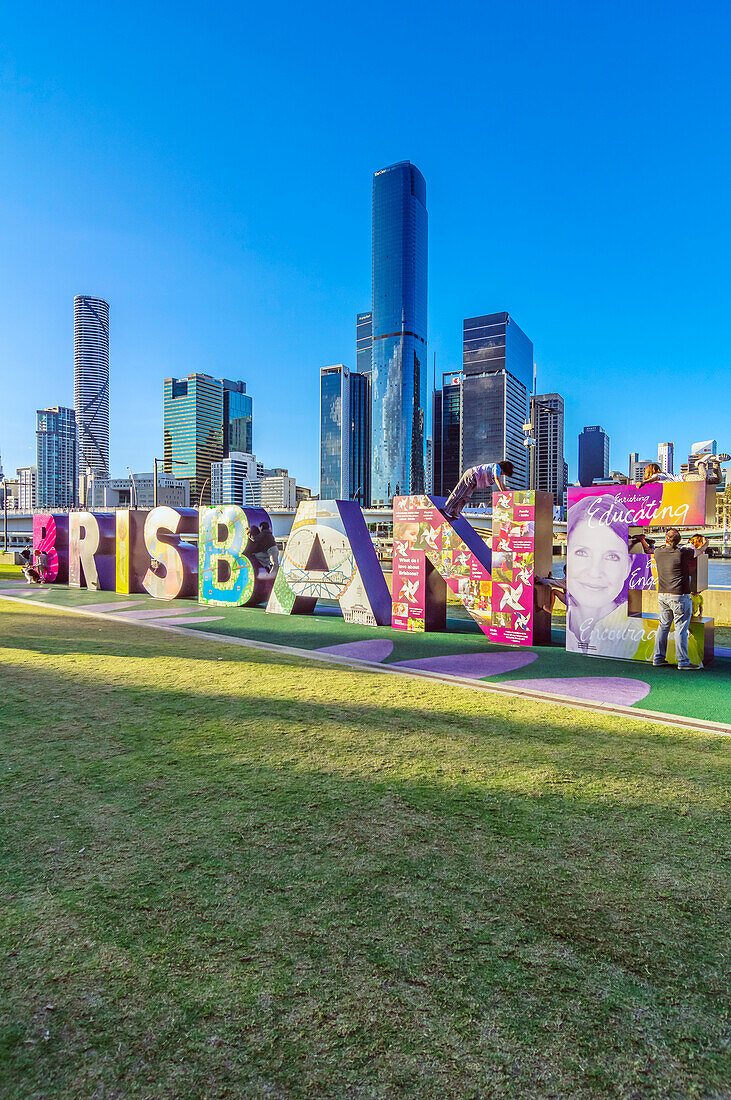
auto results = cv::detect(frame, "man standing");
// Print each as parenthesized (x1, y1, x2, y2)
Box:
(647, 529, 708, 670)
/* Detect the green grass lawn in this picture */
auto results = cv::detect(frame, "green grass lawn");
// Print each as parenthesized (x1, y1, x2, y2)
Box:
(1, 599, 730, 1098)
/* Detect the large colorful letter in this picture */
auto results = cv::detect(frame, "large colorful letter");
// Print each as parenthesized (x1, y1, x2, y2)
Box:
(68, 512, 116, 590)
(116, 510, 150, 594)
(266, 499, 391, 625)
(199, 505, 275, 607)
(143, 507, 198, 600)
(392, 492, 552, 645)
(565, 482, 715, 664)
(33, 514, 70, 584)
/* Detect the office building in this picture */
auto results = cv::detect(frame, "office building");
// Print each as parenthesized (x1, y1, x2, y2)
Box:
(460, 313, 532, 501)
(658, 442, 674, 475)
(104, 472, 190, 509)
(356, 312, 372, 378)
(74, 295, 110, 503)
(628, 452, 653, 482)
(163, 374, 224, 505)
(431, 370, 462, 497)
(211, 452, 261, 507)
(36, 406, 77, 510)
(578, 426, 610, 486)
(222, 379, 252, 456)
(261, 471, 296, 510)
(531, 393, 565, 498)
(370, 161, 427, 504)
(16, 466, 37, 512)
(320, 365, 370, 504)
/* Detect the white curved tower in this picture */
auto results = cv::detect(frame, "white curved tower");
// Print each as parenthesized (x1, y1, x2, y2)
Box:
(74, 295, 109, 500)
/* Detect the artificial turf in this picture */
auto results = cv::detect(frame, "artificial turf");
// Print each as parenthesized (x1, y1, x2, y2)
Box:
(2, 563, 729, 725)
(1, 599, 730, 1098)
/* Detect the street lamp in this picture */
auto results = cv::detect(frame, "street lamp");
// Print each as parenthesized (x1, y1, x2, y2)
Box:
(127, 467, 138, 508)
(524, 401, 560, 492)
(153, 457, 191, 508)
(2, 478, 7, 553)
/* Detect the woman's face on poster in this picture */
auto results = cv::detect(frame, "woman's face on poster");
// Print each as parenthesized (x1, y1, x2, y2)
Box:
(569, 519, 630, 610)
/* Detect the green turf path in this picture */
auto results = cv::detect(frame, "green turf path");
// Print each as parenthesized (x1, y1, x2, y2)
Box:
(1, 569, 729, 725)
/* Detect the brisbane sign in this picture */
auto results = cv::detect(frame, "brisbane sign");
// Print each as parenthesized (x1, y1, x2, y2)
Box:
(33, 483, 716, 665)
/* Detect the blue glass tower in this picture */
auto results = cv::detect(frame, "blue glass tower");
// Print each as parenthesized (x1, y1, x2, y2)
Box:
(370, 162, 427, 504)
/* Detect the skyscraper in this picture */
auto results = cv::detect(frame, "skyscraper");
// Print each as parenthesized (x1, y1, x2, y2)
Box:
(461, 313, 532, 501)
(431, 370, 463, 497)
(74, 295, 110, 503)
(320, 365, 370, 503)
(163, 374, 223, 505)
(658, 441, 674, 474)
(370, 161, 427, 504)
(222, 379, 253, 456)
(356, 312, 372, 378)
(531, 393, 565, 498)
(578, 426, 610, 486)
(36, 406, 77, 509)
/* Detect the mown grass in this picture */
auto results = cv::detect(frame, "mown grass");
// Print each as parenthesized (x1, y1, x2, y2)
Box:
(0, 599, 730, 1099)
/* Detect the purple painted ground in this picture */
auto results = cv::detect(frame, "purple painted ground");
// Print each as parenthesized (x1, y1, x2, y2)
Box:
(316, 639, 395, 662)
(498, 676, 651, 706)
(393, 651, 537, 678)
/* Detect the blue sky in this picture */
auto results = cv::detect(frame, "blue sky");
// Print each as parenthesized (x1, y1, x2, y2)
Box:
(1, 0, 729, 489)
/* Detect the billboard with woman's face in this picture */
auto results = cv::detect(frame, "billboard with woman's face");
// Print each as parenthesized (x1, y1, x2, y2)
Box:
(566, 483, 714, 663)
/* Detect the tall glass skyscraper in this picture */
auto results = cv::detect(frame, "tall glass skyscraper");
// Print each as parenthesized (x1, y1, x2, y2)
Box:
(461, 312, 532, 500)
(222, 379, 253, 456)
(74, 296, 110, 500)
(36, 406, 77, 509)
(163, 374, 224, 505)
(370, 162, 427, 505)
(320, 365, 370, 503)
(578, 426, 610, 486)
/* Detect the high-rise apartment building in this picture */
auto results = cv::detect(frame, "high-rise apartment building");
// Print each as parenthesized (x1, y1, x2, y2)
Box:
(211, 452, 261, 507)
(658, 441, 674, 474)
(578, 426, 610, 486)
(74, 295, 110, 502)
(460, 313, 532, 501)
(36, 406, 77, 509)
(222, 379, 253, 456)
(370, 162, 427, 504)
(16, 466, 37, 512)
(319, 365, 370, 504)
(531, 393, 565, 498)
(164, 374, 224, 505)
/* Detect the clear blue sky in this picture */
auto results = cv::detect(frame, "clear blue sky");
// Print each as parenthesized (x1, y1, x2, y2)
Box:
(1, 0, 729, 489)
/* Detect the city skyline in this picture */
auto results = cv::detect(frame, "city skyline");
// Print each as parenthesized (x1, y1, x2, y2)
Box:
(1, 3, 729, 488)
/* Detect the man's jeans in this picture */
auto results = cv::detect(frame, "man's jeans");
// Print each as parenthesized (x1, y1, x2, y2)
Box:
(654, 593, 694, 667)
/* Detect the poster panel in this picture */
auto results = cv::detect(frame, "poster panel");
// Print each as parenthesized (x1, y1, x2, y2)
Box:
(115, 510, 150, 594)
(565, 484, 714, 664)
(392, 492, 552, 645)
(68, 512, 116, 590)
(143, 507, 198, 600)
(32, 514, 69, 584)
(266, 499, 391, 625)
(199, 505, 275, 607)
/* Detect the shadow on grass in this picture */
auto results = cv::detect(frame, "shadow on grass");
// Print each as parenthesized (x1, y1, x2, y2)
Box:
(1, 603, 730, 1098)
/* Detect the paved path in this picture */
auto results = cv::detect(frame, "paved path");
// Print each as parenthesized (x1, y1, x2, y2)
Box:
(1, 581, 728, 733)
